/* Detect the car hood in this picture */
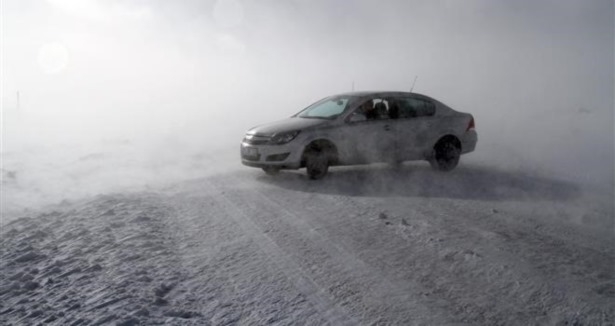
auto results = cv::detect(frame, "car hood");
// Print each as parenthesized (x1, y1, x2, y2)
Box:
(248, 117, 328, 136)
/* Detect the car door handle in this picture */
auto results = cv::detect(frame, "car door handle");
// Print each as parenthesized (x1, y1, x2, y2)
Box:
(383, 125, 391, 131)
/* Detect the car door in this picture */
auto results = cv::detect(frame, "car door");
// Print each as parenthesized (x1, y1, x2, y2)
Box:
(337, 98, 396, 164)
(391, 96, 438, 161)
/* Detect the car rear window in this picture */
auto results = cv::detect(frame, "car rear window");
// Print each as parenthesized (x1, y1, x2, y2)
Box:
(397, 97, 436, 118)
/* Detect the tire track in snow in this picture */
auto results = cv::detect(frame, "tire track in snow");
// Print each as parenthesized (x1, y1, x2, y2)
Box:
(201, 178, 360, 326)
(412, 198, 615, 316)
(210, 174, 452, 325)
(159, 192, 331, 325)
(324, 190, 614, 324)
(222, 170, 610, 324)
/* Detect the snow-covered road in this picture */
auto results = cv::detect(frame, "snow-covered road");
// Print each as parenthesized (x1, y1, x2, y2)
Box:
(1, 164, 613, 325)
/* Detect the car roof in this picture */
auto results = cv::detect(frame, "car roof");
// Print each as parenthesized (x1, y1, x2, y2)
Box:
(333, 91, 432, 99)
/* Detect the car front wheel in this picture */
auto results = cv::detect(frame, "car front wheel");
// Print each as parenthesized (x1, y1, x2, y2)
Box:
(305, 151, 329, 180)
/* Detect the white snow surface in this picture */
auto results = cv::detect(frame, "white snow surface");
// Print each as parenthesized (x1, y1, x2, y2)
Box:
(1, 146, 614, 325)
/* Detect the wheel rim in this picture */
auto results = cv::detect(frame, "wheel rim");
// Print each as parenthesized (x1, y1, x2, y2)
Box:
(436, 142, 460, 169)
(307, 154, 328, 178)
(442, 144, 458, 161)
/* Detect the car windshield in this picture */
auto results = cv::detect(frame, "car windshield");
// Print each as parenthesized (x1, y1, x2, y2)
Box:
(295, 96, 352, 119)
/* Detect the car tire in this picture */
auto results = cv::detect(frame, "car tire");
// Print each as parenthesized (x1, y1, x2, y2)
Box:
(305, 151, 329, 180)
(262, 166, 280, 175)
(429, 140, 461, 171)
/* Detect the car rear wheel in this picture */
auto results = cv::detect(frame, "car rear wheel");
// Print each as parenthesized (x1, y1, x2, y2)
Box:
(262, 166, 280, 175)
(430, 140, 461, 171)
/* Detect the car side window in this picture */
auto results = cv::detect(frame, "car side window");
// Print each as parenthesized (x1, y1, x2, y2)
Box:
(349, 98, 390, 122)
(396, 97, 436, 119)
(371, 99, 389, 120)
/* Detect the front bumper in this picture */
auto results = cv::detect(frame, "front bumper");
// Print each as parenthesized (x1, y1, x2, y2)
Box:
(240, 142, 303, 169)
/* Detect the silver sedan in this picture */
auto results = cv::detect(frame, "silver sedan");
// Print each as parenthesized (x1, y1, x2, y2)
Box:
(241, 91, 477, 179)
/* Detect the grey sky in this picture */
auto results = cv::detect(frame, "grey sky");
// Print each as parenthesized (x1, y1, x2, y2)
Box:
(1, 0, 613, 184)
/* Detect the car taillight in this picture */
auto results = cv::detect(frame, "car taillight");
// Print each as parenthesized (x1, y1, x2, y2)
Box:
(467, 117, 475, 131)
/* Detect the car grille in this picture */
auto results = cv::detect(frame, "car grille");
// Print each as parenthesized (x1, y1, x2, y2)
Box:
(243, 134, 271, 145)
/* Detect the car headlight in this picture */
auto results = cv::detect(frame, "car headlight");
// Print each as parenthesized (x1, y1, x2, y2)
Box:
(270, 130, 300, 145)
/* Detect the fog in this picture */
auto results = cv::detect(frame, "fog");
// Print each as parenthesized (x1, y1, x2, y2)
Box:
(2, 0, 614, 213)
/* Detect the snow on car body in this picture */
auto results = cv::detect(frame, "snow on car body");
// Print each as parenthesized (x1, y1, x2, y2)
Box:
(241, 91, 477, 179)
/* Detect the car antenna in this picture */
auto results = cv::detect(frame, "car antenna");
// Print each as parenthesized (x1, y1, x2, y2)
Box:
(352, 81, 355, 92)
(409, 76, 418, 92)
